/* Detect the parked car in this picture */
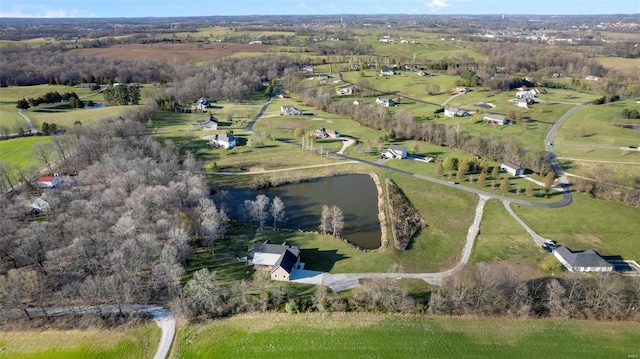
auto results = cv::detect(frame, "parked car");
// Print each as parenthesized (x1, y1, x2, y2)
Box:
(447, 181, 458, 185)
(542, 244, 554, 253)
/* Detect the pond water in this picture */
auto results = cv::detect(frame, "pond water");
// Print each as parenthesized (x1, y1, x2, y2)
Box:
(218, 174, 381, 249)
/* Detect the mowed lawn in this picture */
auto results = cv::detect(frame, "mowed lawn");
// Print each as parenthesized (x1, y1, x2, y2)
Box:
(0, 324, 160, 359)
(0, 136, 50, 169)
(513, 194, 640, 260)
(173, 313, 640, 359)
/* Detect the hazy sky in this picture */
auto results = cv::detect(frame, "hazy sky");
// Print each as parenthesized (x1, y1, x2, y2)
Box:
(0, 0, 638, 18)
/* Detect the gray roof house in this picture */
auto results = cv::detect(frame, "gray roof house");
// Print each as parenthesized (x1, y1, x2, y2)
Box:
(376, 97, 395, 107)
(194, 115, 218, 130)
(203, 133, 237, 149)
(553, 246, 614, 272)
(247, 241, 301, 281)
(484, 114, 508, 126)
(444, 107, 469, 118)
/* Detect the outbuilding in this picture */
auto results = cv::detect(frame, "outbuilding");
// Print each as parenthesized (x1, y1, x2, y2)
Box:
(500, 161, 525, 176)
(37, 174, 61, 188)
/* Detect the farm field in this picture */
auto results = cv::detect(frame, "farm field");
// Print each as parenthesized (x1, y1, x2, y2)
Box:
(0, 136, 50, 169)
(561, 160, 640, 189)
(513, 194, 640, 261)
(555, 100, 640, 149)
(596, 56, 640, 70)
(172, 313, 640, 359)
(0, 324, 160, 359)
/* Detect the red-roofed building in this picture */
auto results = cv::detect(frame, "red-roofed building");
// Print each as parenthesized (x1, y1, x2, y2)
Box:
(37, 174, 60, 188)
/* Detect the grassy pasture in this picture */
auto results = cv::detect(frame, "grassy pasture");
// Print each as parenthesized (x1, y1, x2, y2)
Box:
(0, 136, 50, 169)
(0, 324, 160, 359)
(513, 194, 640, 261)
(561, 160, 640, 189)
(173, 313, 640, 359)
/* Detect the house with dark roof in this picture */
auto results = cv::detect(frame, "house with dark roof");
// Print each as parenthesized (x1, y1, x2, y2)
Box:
(194, 115, 218, 130)
(380, 67, 395, 76)
(191, 97, 209, 112)
(553, 246, 614, 272)
(376, 97, 395, 107)
(337, 84, 358, 95)
(500, 161, 525, 176)
(247, 241, 301, 281)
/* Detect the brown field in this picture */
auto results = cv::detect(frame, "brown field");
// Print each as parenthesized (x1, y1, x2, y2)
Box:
(69, 42, 276, 63)
(596, 56, 640, 70)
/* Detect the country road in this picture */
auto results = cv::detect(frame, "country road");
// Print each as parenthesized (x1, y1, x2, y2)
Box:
(13, 304, 175, 359)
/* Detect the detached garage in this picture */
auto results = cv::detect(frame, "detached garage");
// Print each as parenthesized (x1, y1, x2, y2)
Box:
(500, 161, 525, 176)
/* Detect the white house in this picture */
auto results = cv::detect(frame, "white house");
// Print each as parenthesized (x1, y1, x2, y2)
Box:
(553, 246, 614, 272)
(204, 133, 237, 149)
(484, 114, 508, 126)
(500, 161, 525, 176)
(376, 97, 395, 107)
(380, 67, 395, 76)
(281, 105, 301, 115)
(381, 145, 407, 159)
(37, 174, 61, 188)
(585, 75, 600, 82)
(444, 107, 469, 118)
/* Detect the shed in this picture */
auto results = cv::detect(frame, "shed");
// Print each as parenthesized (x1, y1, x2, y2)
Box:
(500, 161, 525, 176)
(37, 174, 60, 188)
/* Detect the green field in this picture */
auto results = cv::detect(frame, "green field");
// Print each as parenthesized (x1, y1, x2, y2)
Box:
(0, 324, 160, 359)
(0, 136, 50, 169)
(173, 313, 640, 359)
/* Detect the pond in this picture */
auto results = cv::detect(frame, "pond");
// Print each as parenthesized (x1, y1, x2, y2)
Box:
(218, 174, 381, 249)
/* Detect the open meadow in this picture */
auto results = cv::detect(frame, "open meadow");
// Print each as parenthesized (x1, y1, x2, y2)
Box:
(0, 324, 160, 359)
(172, 313, 640, 359)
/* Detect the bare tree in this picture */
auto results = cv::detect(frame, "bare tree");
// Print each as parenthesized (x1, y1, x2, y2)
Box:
(330, 205, 344, 237)
(319, 204, 331, 234)
(199, 197, 229, 248)
(250, 194, 270, 232)
(33, 142, 56, 173)
(269, 196, 286, 230)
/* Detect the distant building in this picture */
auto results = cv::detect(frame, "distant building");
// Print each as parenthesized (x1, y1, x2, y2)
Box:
(337, 84, 358, 95)
(585, 75, 600, 82)
(376, 97, 395, 107)
(553, 246, 614, 272)
(203, 133, 237, 149)
(191, 97, 209, 112)
(500, 161, 525, 176)
(444, 107, 469, 118)
(37, 174, 60, 188)
(484, 114, 508, 126)
(381, 145, 407, 159)
(380, 68, 395, 76)
(281, 105, 301, 115)
(194, 115, 218, 130)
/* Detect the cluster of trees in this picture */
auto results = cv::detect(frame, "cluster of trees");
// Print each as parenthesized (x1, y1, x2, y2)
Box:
(0, 119, 209, 318)
(103, 85, 141, 106)
(289, 84, 551, 175)
(241, 195, 286, 232)
(319, 205, 344, 237)
(0, 47, 172, 86)
(386, 179, 426, 250)
(16, 91, 85, 111)
(592, 94, 620, 105)
(621, 108, 640, 119)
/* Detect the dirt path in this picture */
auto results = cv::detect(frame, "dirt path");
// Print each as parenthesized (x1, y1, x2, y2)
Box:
(557, 157, 640, 165)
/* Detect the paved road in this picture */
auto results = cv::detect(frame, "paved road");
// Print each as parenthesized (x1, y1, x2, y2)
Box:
(553, 143, 635, 151)
(15, 304, 175, 359)
(337, 137, 355, 154)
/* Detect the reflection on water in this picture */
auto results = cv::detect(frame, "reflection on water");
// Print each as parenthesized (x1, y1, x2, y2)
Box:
(220, 174, 381, 249)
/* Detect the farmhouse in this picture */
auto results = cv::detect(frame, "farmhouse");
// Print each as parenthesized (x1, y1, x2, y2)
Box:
(247, 241, 301, 281)
(376, 97, 395, 107)
(281, 105, 301, 115)
(381, 145, 407, 159)
(191, 96, 209, 112)
(516, 90, 536, 99)
(484, 114, 508, 125)
(517, 98, 535, 108)
(37, 174, 61, 188)
(444, 107, 469, 118)
(337, 84, 358, 95)
(203, 133, 237, 149)
(500, 161, 525, 176)
(553, 246, 614, 272)
(380, 67, 395, 76)
(456, 86, 469, 94)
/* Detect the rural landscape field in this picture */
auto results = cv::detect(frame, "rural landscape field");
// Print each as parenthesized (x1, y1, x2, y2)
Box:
(0, 2, 639, 358)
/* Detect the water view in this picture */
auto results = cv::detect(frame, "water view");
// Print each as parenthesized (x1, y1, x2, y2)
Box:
(219, 174, 381, 249)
